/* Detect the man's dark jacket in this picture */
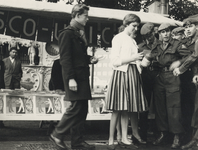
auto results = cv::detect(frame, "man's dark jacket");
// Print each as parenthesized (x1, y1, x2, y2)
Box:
(58, 26, 92, 101)
(3, 57, 22, 88)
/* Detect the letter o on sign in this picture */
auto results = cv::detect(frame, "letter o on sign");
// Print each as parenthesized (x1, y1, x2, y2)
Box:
(23, 18, 36, 37)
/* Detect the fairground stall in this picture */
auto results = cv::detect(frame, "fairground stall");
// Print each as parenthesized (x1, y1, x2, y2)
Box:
(0, 0, 182, 121)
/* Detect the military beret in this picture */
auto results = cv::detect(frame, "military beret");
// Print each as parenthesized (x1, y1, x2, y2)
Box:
(172, 27, 185, 35)
(183, 17, 198, 26)
(140, 23, 154, 35)
(158, 23, 171, 32)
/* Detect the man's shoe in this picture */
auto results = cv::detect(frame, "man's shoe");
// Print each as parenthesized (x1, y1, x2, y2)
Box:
(181, 139, 197, 149)
(71, 141, 95, 150)
(171, 134, 180, 149)
(49, 134, 68, 150)
(153, 132, 167, 145)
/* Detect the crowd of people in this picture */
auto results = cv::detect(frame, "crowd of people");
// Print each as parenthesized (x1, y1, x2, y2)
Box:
(0, 3, 198, 150)
(48, 3, 198, 150)
(105, 14, 198, 150)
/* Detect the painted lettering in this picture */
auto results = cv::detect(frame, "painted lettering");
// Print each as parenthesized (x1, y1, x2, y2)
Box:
(9, 16, 22, 34)
(23, 18, 36, 36)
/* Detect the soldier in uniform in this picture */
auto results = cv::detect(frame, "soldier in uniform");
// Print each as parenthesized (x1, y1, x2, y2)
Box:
(171, 27, 185, 41)
(142, 23, 190, 148)
(137, 22, 160, 142)
(172, 17, 198, 149)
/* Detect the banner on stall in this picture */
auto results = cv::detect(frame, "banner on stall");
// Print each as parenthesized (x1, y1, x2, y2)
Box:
(0, 92, 111, 120)
(0, 10, 117, 47)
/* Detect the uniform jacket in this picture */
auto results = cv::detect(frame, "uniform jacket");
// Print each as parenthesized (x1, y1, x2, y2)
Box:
(178, 36, 198, 75)
(0, 60, 5, 88)
(3, 57, 22, 87)
(138, 38, 161, 70)
(58, 25, 92, 101)
(150, 38, 190, 68)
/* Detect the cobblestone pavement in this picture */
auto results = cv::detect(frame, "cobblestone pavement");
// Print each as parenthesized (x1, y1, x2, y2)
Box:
(0, 121, 197, 150)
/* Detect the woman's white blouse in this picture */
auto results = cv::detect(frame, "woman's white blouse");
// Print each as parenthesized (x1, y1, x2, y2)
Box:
(110, 32, 139, 72)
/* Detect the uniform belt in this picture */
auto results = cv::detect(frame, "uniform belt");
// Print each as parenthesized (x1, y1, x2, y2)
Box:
(161, 66, 170, 72)
(146, 66, 154, 71)
(145, 66, 161, 71)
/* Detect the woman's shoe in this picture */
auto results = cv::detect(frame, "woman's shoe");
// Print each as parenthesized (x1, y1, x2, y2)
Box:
(117, 139, 122, 145)
(106, 144, 116, 150)
(119, 142, 138, 149)
(117, 141, 122, 145)
(132, 135, 147, 144)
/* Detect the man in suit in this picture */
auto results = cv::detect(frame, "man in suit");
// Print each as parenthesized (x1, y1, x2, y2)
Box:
(49, 4, 99, 150)
(3, 47, 22, 89)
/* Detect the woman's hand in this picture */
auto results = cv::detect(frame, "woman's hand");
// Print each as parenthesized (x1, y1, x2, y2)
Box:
(90, 55, 105, 64)
(69, 79, 77, 91)
(132, 52, 144, 61)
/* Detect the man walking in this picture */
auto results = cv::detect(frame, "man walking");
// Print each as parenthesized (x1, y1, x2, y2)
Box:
(50, 4, 99, 150)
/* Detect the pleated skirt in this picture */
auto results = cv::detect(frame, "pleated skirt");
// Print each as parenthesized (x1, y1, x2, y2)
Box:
(106, 64, 148, 112)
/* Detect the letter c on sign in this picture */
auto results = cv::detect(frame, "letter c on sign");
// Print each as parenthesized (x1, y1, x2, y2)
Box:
(9, 16, 22, 34)
(102, 27, 110, 45)
(23, 18, 36, 36)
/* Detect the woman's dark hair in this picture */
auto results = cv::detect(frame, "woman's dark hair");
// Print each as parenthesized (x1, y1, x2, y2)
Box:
(123, 14, 141, 27)
(71, 4, 89, 18)
(118, 25, 125, 33)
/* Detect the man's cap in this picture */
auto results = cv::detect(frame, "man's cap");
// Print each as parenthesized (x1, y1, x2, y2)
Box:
(183, 17, 198, 26)
(172, 27, 185, 35)
(158, 23, 171, 32)
(140, 23, 154, 35)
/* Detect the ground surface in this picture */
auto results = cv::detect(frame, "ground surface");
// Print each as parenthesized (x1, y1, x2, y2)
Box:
(0, 121, 197, 150)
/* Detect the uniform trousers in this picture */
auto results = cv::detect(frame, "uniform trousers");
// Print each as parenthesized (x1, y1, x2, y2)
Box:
(139, 68, 158, 140)
(154, 71, 184, 134)
(180, 70, 196, 132)
(52, 100, 88, 146)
